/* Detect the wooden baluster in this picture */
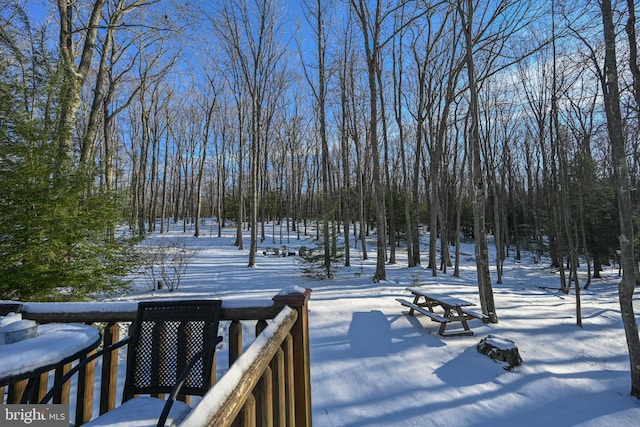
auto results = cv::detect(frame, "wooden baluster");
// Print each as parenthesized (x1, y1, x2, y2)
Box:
(100, 322, 119, 415)
(240, 394, 257, 427)
(273, 290, 312, 427)
(256, 319, 268, 335)
(229, 319, 243, 427)
(7, 380, 26, 403)
(282, 334, 295, 427)
(255, 366, 273, 427)
(54, 363, 72, 404)
(256, 315, 273, 426)
(210, 350, 218, 386)
(34, 371, 49, 403)
(271, 347, 286, 427)
(229, 319, 243, 366)
(75, 348, 96, 426)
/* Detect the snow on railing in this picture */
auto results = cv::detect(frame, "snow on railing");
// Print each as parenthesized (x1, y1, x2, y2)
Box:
(181, 305, 298, 426)
(2, 288, 312, 427)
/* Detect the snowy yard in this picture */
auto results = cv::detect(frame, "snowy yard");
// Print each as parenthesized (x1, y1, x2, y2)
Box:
(114, 222, 640, 426)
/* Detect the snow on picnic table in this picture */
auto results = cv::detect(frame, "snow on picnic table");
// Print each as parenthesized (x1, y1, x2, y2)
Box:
(97, 224, 640, 426)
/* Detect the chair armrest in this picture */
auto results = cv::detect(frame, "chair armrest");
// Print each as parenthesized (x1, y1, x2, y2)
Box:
(157, 335, 223, 427)
(39, 336, 131, 404)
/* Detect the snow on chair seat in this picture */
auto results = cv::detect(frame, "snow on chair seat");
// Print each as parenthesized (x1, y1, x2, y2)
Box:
(82, 396, 191, 427)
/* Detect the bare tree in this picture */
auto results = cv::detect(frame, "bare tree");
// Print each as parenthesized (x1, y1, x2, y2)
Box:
(129, 81, 170, 235)
(349, 0, 388, 280)
(391, 6, 414, 267)
(407, 3, 464, 275)
(211, 0, 288, 266)
(301, 0, 334, 276)
(480, 80, 516, 285)
(56, 0, 106, 173)
(338, 17, 371, 261)
(337, 26, 354, 267)
(456, 0, 495, 321)
(194, 71, 222, 237)
(599, 0, 640, 398)
(349, 0, 426, 281)
(456, 0, 527, 322)
(80, 0, 155, 167)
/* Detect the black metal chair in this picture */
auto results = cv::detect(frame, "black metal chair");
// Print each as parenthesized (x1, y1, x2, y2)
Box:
(41, 300, 223, 427)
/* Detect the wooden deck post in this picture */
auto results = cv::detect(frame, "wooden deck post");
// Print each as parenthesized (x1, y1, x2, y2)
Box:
(100, 322, 120, 414)
(273, 288, 312, 427)
(229, 319, 243, 366)
(76, 348, 97, 426)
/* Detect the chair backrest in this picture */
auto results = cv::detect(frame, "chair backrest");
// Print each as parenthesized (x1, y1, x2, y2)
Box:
(122, 300, 222, 402)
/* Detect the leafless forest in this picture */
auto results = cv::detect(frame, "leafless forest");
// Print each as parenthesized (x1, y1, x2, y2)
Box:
(2, 0, 640, 397)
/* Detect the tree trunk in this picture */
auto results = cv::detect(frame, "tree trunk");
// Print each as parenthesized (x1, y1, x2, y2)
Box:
(236, 111, 245, 250)
(351, 0, 387, 281)
(377, 64, 396, 265)
(56, 0, 106, 173)
(391, 23, 414, 268)
(339, 42, 353, 267)
(459, 0, 497, 322)
(453, 125, 467, 278)
(600, 0, 640, 398)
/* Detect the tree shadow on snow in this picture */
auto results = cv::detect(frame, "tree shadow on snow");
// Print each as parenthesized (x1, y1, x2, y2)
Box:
(347, 310, 393, 358)
(434, 346, 508, 387)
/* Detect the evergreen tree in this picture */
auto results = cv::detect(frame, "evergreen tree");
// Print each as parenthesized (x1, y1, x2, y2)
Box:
(573, 154, 619, 277)
(0, 80, 134, 301)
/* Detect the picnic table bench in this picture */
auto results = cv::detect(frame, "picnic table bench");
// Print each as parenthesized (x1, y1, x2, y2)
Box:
(397, 287, 489, 336)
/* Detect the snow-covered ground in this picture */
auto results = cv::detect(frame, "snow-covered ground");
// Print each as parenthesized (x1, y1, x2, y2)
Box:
(112, 221, 640, 427)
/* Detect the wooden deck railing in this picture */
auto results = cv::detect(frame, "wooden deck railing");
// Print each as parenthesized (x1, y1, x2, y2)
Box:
(1, 288, 312, 427)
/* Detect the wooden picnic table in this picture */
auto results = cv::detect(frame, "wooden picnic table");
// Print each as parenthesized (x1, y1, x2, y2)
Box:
(397, 287, 488, 336)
